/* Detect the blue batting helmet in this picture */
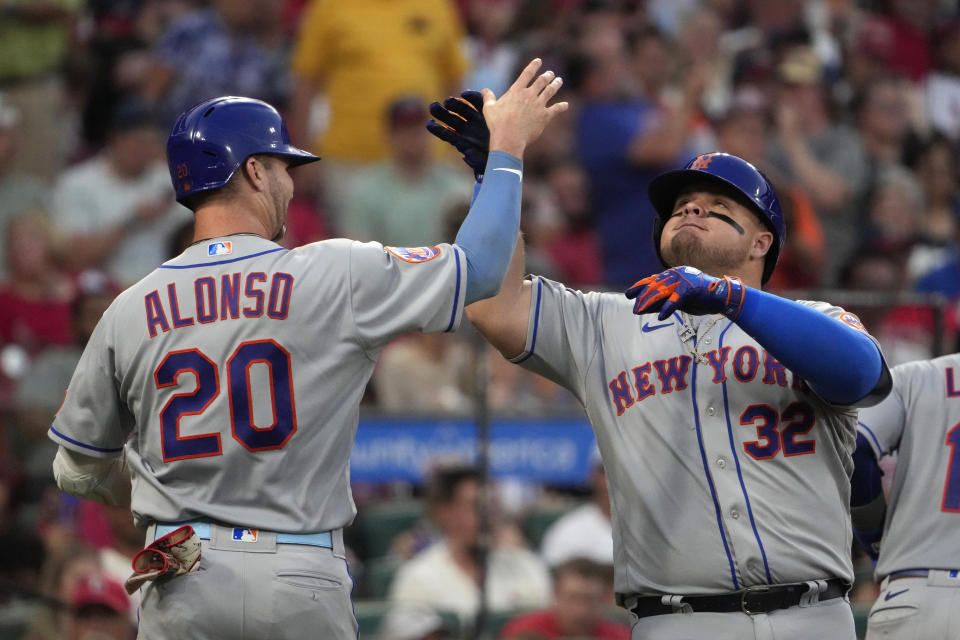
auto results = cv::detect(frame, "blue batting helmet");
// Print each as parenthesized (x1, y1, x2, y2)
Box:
(166, 96, 320, 203)
(648, 152, 785, 284)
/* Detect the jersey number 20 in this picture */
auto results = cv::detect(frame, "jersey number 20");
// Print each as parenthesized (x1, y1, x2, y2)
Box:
(154, 340, 296, 462)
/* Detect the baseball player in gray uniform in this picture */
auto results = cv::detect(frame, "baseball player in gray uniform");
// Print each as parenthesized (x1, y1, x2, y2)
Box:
(47, 58, 567, 640)
(428, 107, 893, 639)
(854, 353, 960, 639)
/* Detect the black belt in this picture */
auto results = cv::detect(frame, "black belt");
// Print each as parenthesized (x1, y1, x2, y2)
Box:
(631, 578, 849, 617)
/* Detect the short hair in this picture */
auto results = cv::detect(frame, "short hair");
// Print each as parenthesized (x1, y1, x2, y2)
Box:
(179, 153, 279, 212)
(553, 557, 612, 584)
(424, 464, 481, 509)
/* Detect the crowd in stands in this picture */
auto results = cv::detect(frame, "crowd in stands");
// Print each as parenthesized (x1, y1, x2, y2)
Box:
(1, 0, 958, 638)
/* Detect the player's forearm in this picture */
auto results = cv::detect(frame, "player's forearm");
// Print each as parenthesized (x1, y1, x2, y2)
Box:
(735, 289, 890, 406)
(455, 151, 523, 304)
(466, 234, 530, 358)
(53, 446, 131, 508)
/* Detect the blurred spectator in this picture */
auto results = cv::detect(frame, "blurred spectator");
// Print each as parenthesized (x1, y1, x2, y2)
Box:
(767, 43, 870, 285)
(540, 158, 602, 287)
(64, 573, 134, 640)
(373, 332, 474, 415)
(926, 20, 960, 142)
(26, 542, 99, 640)
(714, 86, 827, 289)
(289, 0, 468, 226)
(674, 5, 732, 121)
(498, 558, 629, 640)
(903, 133, 960, 280)
(874, 0, 937, 82)
(0, 528, 48, 640)
(860, 165, 924, 260)
(854, 75, 913, 171)
(50, 98, 190, 286)
(844, 13, 898, 100)
(0, 94, 49, 279)
(915, 211, 960, 301)
(378, 602, 451, 640)
(388, 464, 551, 627)
(575, 26, 706, 287)
(79, 0, 195, 149)
(0, 211, 73, 359)
(539, 449, 612, 570)
(840, 249, 935, 366)
(12, 270, 119, 495)
(0, 0, 81, 180)
(142, 0, 292, 128)
(486, 344, 579, 417)
(343, 96, 472, 246)
(462, 0, 522, 99)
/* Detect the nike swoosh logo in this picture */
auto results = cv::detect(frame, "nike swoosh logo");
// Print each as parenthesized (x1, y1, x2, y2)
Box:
(641, 322, 673, 333)
(492, 167, 523, 178)
(884, 589, 909, 601)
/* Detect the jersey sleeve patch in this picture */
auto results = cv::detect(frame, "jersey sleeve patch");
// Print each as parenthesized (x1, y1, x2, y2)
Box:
(840, 312, 867, 332)
(385, 246, 440, 263)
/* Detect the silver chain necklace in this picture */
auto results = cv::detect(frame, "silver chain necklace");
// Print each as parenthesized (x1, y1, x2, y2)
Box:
(676, 312, 723, 364)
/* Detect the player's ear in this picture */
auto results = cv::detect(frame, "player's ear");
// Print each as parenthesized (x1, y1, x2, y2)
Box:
(750, 230, 773, 259)
(241, 156, 269, 192)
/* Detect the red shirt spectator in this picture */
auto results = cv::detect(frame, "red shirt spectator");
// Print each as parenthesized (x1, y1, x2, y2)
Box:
(500, 558, 630, 640)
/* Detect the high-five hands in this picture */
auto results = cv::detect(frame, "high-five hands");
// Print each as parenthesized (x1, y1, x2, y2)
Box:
(626, 266, 746, 321)
(427, 90, 488, 182)
(427, 58, 567, 173)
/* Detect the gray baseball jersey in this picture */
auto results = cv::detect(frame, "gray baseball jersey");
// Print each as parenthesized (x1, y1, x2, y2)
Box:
(857, 354, 960, 578)
(512, 276, 874, 597)
(48, 234, 466, 532)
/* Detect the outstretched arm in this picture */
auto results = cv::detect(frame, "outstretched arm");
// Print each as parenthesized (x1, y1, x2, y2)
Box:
(440, 59, 567, 305)
(465, 234, 533, 358)
(628, 267, 891, 406)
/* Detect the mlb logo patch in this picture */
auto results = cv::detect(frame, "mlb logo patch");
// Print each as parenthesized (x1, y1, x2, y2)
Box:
(232, 528, 258, 542)
(208, 241, 233, 256)
(385, 246, 440, 263)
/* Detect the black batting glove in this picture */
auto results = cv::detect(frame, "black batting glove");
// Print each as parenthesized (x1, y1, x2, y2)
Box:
(426, 90, 489, 182)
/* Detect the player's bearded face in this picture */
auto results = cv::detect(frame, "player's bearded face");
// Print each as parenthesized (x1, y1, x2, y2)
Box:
(660, 187, 759, 274)
(662, 227, 749, 273)
(267, 160, 294, 241)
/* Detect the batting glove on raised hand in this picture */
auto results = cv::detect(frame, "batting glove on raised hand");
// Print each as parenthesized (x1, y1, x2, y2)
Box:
(426, 90, 489, 182)
(625, 266, 746, 321)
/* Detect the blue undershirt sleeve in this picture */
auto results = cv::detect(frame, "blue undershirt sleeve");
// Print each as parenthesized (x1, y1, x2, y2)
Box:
(851, 432, 884, 507)
(735, 288, 889, 406)
(454, 151, 523, 305)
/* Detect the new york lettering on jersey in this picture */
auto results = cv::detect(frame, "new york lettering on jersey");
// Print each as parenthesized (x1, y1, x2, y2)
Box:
(607, 347, 804, 416)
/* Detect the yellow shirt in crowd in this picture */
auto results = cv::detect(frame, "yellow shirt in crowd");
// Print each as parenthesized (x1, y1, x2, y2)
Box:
(292, 0, 468, 163)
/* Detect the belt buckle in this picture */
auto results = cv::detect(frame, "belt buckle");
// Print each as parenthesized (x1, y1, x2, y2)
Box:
(740, 585, 772, 615)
